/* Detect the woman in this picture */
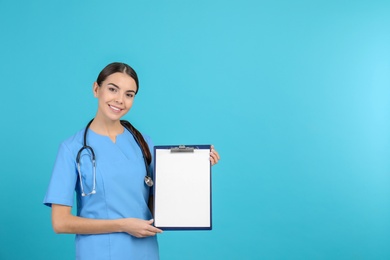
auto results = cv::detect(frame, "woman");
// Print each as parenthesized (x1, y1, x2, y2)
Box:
(43, 62, 220, 259)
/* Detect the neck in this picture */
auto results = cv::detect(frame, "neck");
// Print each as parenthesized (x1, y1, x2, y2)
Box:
(89, 115, 124, 138)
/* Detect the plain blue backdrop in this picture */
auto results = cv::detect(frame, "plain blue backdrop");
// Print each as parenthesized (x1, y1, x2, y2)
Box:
(0, 0, 389, 259)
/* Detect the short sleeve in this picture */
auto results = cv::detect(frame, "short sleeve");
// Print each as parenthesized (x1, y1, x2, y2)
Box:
(43, 142, 78, 207)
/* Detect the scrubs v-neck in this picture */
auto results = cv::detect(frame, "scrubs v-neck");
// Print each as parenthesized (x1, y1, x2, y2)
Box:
(43, 128, 159, 260)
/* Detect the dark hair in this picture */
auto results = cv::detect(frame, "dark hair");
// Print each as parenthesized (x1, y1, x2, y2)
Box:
(96, 62, 140, 94)
(96, 62, 151, 165)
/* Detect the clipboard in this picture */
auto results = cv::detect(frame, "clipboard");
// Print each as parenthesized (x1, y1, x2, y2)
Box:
(153, 145, 212, 230)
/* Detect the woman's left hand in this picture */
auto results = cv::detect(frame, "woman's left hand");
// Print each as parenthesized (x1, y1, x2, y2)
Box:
(210, 145, 220, 166)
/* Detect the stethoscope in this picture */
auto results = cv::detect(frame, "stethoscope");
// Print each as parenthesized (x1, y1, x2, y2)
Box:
(76, 119, 154, 197)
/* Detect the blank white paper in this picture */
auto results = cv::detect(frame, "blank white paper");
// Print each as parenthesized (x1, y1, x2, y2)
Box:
(154, 147, 211, 229)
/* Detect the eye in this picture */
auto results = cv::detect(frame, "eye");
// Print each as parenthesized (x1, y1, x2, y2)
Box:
(108, 87, 117, 92)
(126, 93, 134, 98)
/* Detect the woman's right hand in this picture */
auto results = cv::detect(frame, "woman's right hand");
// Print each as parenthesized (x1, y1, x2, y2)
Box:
(51, 204, 162, 237)
(121, 218, 163, 238)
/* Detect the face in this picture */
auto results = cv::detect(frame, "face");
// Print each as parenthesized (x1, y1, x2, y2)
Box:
(93, 72, 137, 122)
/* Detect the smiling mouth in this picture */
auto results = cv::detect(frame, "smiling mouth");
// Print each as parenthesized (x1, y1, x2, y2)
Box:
(109, 105, 123, 112)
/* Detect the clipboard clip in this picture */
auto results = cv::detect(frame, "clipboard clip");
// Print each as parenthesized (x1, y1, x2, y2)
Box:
(170, 145, 195, 153)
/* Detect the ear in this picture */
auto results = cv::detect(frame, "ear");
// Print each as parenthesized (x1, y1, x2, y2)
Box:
(92, 82, 99, 98)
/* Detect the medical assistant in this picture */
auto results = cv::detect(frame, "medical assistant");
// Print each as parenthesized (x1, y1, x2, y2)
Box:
(43, 127, 159, 260)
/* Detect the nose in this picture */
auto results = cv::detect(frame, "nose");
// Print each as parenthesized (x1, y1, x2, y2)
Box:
(114, 95, 123, 104)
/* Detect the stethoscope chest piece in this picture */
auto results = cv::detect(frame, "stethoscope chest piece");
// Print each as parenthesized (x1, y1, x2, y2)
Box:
(145, 176, 154, 187)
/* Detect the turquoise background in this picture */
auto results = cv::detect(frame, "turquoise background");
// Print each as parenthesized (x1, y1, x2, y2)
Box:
(1, 0, 389, 259)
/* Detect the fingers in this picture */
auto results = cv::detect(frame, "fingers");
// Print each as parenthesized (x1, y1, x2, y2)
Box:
(137, 219, 162, 238)
(126, 218, 163, 238)
(210, 145, 220, 166)
(147, 219, 163, 234)
(139, 226, 162, 238)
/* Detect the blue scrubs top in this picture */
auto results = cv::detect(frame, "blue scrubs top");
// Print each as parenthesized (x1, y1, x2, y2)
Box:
(43, 127, 159, 260)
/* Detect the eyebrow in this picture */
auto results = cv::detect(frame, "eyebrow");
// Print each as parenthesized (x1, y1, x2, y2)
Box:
(107, 83, 136, 93)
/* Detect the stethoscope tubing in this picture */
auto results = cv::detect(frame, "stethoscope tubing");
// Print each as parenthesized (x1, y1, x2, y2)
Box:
(76, 119, 153, 197)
